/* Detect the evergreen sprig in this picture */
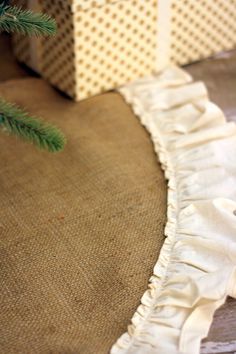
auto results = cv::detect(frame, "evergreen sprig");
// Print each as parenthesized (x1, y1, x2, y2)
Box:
(0, 5, 56, 36)
(0, 1, 10, 16)
(0, 98, 65, 152)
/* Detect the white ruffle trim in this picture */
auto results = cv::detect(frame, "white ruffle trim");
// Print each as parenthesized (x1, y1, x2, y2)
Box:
(111, 67, 236, 354)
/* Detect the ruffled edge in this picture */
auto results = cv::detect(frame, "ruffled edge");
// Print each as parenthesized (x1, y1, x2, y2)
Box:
(110, 71, 182, 354)
(110, 66, 236, 354)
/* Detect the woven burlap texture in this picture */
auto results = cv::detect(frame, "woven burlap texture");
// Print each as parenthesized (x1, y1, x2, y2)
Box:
(0, 78, 167, 354)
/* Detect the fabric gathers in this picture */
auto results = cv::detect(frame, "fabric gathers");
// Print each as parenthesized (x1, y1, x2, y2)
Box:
(111, 66, 236, 354)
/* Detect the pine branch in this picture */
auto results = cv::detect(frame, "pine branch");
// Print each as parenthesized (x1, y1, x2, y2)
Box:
(0, 98, 66, 152)
(0, 5, 56, 36)
(0, 1, 10, 16)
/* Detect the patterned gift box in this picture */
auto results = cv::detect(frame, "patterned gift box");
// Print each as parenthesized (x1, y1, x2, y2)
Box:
(13, 0, 158, 101)
(12, 0, 236, 101)
(162, 0, 236, 67)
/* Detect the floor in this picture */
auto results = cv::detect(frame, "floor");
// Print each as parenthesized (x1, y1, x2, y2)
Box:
(0, 34, 236, 353)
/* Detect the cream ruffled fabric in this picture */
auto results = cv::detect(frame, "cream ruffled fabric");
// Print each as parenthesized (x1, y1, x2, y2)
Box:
(111, 67, 236, 354)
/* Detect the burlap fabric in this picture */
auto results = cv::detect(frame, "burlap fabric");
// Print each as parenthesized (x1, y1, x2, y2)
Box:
(0, 77, 167, 354)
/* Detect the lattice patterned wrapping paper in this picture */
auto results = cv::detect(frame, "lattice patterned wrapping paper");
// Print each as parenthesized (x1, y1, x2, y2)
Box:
(12, 0, 236, 101)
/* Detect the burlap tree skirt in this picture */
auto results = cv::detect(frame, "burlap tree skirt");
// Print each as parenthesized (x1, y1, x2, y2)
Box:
(1, 32, 236, 353)
(0, 78, 167, 354)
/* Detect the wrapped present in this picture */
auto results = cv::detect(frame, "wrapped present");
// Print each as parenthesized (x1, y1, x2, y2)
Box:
(13, 0, 158, 101)
(166, 0, 236, 66)
(13, 0, 236, 101)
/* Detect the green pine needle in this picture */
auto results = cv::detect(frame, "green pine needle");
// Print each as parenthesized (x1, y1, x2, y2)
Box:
(0, 98, 66, 152)
(0, 5, 56, 36)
